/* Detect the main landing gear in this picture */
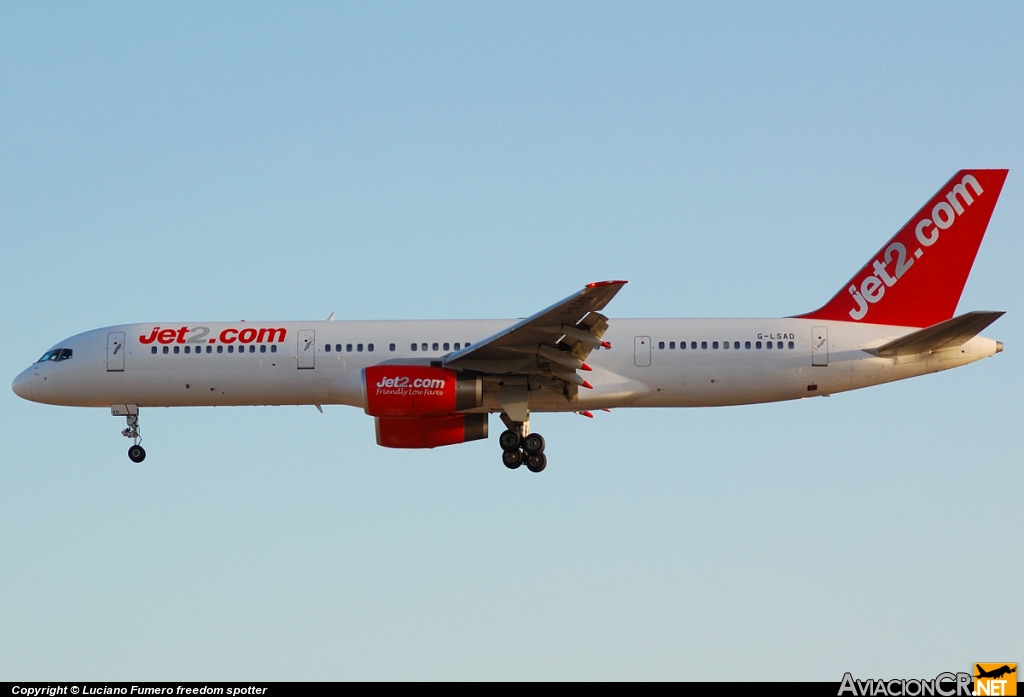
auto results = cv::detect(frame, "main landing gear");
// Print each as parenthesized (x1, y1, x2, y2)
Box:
(499, 416, 547, 473)
(113, 405, 146, 463)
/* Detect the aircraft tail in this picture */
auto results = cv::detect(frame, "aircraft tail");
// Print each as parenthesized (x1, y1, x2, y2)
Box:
(798, 170, 1008, 327)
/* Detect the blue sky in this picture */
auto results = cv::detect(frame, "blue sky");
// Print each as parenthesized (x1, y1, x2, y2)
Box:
(2, 2, 1021, 680)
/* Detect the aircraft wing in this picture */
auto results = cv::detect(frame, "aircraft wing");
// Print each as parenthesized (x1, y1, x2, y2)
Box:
(442, 281, 627, 392)
(869, 310, 1004, 357)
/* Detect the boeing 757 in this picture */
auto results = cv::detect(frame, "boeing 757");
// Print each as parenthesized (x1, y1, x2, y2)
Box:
(12, 170, 1008, 472)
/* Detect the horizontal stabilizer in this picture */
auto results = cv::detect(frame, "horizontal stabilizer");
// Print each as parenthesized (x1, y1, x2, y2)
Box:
(869, 311, 1004, 357)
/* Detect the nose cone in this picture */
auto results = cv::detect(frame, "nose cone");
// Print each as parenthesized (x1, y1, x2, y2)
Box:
(12, 368, 34, 401)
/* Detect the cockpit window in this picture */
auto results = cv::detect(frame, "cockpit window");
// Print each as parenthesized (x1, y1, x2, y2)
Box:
(37, 349, 72, 363)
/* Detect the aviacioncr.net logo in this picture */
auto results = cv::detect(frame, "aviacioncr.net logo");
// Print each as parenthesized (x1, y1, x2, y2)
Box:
(839, 672, 973, 696)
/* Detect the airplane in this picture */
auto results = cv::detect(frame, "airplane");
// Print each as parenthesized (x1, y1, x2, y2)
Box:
(12, 169, 1008, 473)
(975, 665, 1016, 680)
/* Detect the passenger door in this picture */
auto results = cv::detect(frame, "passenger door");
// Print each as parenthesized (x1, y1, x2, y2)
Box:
(634, 336, 651, 367)
(297, 330, 316, 369)
(107, 332, 125, 372)
(812, 326, 828, 366)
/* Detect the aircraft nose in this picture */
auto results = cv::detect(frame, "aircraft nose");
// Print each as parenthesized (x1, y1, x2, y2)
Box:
(11, 368, 34, 401)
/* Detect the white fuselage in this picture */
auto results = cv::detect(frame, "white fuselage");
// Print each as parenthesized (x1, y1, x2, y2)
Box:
(12, 317, 1001, 413)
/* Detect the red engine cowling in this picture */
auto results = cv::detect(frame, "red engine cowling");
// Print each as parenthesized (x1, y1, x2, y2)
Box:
(375, 413, 489, 449)
(363, 365, 482, 417)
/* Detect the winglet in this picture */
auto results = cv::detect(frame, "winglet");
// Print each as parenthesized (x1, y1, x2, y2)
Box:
(586, 280, 628, 288)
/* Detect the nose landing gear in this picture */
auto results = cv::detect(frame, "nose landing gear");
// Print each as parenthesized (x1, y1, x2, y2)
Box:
(112, 404, 146, 463)
(498, 414, 546, 473)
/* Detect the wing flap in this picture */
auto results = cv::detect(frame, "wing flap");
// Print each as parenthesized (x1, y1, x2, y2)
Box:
(443, 281, 627, 399)
(869, 311, 1004, 357)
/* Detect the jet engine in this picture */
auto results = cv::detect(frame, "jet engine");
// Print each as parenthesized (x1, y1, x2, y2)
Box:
(363, 365, 482, 417)
(375, 413, 489, 449)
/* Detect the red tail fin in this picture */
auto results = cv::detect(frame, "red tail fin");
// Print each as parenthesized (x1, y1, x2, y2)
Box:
(798, 169, 1008, 327)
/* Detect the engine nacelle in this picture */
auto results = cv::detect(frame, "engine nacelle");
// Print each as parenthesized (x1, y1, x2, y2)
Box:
(363, 365, 482, 417)
(375, 413, 489, 449)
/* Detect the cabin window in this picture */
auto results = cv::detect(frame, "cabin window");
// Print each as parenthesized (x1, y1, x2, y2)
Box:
(756, 341, 762, 349)
(389, 343, 396, 352)
(658, 341, 665, 349)
(357, 344, 363, 352)
(346, 344, 353, 352)
(722, 341, 728, 350)
(789, 341, 795, 349)
(217, 345, 223, 354)
(767, 341, 773, 349)
(151, 347, 157, 354)
(443, 343, 450, 351)
(411, 343, 417, 352)
(745, 341, 751, 349)
(325, 344, 331, 352)
(228, 345, 234, 353)
(454, 343, 460, 350)
(163, 346, 169, 354)
(422, 343, 428, 351)
(271, 345, 277, 353)
(173, 346, 180, 354)
(432, 343, 439, 351)
(368, 344, 374, 352)
(734, 341, 740, 349)
(712, 341, 718, 349)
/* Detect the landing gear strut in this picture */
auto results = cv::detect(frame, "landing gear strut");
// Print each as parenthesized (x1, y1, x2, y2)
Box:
(499, 414, 546, 473)
(113, 405, 146, 463)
